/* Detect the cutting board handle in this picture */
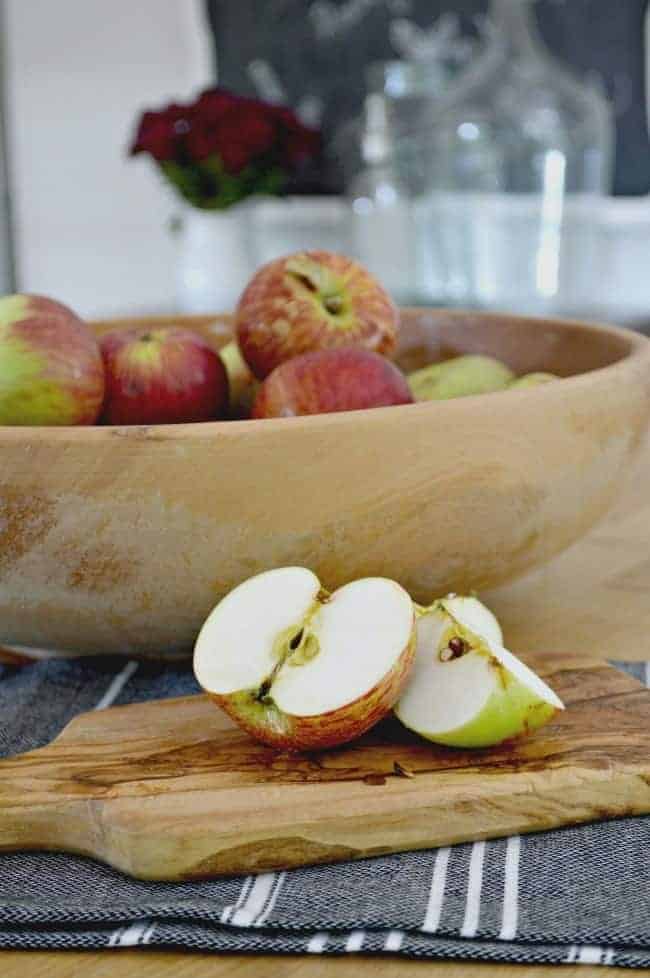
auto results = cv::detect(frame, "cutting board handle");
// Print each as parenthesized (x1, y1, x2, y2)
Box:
(0, 736, 103, 859)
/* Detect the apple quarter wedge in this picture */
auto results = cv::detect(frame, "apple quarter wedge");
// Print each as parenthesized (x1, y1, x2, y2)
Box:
(194, 567, 416, 750)
(395, 596, 563, 748)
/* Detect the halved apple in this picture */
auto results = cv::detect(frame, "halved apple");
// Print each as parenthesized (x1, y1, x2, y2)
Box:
(194, 567, 416, 749)
(395, 596, 563, 748)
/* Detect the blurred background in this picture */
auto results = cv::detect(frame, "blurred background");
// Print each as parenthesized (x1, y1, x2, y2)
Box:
(2, 0, 650, 325)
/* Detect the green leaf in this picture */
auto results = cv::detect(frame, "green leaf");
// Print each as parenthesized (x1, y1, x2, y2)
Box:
(157, 156, 288, 211)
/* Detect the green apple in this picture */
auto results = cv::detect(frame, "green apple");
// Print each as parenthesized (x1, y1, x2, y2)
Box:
(395, 596, 563, 748)
(218, 340, 259, 419)
(194, 567, 416, 750)
(509, 372, 558, 389)
(408, 355, 514, 401)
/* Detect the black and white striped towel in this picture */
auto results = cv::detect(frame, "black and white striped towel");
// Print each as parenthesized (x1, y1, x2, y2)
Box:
(1, 656, 649, 968)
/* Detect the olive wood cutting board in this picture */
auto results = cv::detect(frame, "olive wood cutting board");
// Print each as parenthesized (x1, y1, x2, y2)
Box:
(1, 652, 650, 881)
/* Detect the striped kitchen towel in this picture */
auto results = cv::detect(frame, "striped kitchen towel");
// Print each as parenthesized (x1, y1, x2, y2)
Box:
(1, 655, 649, 968)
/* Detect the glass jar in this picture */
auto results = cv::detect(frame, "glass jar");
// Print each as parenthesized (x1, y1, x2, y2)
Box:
(411, 0, 614, 312)
(348, 94, 419, 304)
(346, 33, 475, 304)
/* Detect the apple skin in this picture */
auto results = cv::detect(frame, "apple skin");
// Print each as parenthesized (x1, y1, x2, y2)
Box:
(236, 250, 399, 380)
(408, 355, 514, 402)
(418, 665, 560, 749)
(252, 348, 413, 419)
(509, 372, 558, 390)
(0, 294, 105, 425)
(100, 326, 229, 425)
(394, 600, 563, 749)
(208, 626, 416, 750)
(218, 340, 259, 419)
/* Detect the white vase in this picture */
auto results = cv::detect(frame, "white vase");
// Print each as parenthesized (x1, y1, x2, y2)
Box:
(250, 196, 350, 265)
(174, 204, 255, 314)
(174, 197, 351, 315)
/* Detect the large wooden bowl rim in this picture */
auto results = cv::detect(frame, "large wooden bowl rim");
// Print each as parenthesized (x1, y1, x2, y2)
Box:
(1, 308, 648, 443)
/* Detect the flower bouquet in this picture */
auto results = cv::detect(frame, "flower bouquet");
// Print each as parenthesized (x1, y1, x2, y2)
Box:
(130, 88, 322, 210)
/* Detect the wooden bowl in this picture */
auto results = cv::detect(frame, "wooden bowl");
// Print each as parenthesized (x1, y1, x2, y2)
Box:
(2, 309, 649, 657)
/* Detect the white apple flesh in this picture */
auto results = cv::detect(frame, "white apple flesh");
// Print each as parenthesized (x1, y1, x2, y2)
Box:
(395, 596, 563, 748)
(194, 567, 416, 750)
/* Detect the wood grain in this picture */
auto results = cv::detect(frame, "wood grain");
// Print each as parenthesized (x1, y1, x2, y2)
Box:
(1, 652, 649, 880)
(1, 310, 649, 657)
(0, 951, 630, 978)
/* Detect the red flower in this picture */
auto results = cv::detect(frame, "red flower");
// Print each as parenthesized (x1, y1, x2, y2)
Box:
(130, 103, 191, 161)
(272, 105, 322, 167)
(188, 102, 278, 172)
(220, 105, 277, 168)
(218, 141, 254, 174)
(129, 87, 322, 206)
(194, 88, 241, 121)
(185, 119, 220, 162)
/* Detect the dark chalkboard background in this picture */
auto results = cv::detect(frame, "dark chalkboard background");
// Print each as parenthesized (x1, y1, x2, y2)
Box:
(205, 0, 650, 195)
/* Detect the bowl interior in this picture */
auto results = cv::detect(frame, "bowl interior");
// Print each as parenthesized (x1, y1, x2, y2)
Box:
(91, 308, 640, 380)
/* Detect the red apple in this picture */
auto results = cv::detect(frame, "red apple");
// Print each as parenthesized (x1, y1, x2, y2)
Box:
(252, 347, 413, 419)
(100, 326, 228, 425)
(236, 250, 398, 379)
(0, 294, 104, 425)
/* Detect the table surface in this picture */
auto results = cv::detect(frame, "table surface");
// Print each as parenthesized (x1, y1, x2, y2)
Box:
(3, 440, 650, 978)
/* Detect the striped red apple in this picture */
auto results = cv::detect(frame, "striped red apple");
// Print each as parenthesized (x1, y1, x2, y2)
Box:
(236, 250, 399, 380)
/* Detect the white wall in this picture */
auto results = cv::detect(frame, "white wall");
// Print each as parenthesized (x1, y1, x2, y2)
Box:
(4, 0, 212, 318)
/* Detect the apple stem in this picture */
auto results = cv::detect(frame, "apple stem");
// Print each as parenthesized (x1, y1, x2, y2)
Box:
(323, 295, 343, 315)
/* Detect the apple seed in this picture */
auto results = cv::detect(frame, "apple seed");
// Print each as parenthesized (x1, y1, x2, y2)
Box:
(439, 637, 467, 662)
(289, 631, 320, 667)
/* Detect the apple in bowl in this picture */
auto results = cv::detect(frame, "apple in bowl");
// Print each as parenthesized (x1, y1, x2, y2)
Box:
(236, 250, 399, 379)
(0, 294, 104, 425)
(252, 348, 413, 419)
(100, 326, 229, 425)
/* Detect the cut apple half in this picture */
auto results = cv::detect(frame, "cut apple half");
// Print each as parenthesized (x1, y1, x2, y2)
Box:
(395, 596, 563, 748)
(194, 567, 416, 749)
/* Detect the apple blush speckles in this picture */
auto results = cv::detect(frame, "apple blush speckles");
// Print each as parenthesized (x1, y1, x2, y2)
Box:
(235, 250, 399, 380)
